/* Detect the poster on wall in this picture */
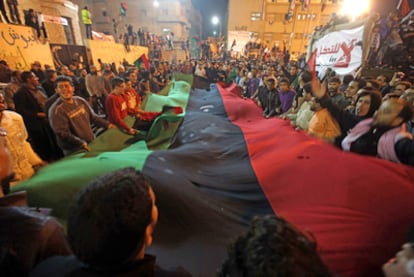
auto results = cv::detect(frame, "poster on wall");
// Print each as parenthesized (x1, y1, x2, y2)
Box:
(0, 23, 54, 70)
(311, 25, 364, 77)
(49, 44, 88, 70)
(88, 40, 148, 67)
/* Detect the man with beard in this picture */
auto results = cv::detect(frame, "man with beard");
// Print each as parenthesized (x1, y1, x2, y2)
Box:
(327, 76, 348, 110)
(342, 98, 414, 166)
(308, 97, 341, 143)
(99, 63, 115, 98)
(85, 65, 104, 114)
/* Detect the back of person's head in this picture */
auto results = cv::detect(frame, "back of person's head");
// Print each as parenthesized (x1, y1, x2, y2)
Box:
(67, 168, 154, 268)
(218, 215, 332, 277)
(300, 71, 312, 83)
(342, 74, 354, 85)
(303, 82, 313, 94)
(353, 78, 367, 90)
(0, 207, 50, 276)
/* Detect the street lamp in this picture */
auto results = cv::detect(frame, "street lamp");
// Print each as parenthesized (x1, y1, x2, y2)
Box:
(211, 16, 221, 37)
(153, 0, 159, 7)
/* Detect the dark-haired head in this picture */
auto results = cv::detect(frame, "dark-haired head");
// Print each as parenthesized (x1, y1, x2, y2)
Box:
(20, 71, 35, 83)
(54, 75, 73, 88)
(219, 215, 332, 277)
(342, 74, 354, 86)
(279, 77, 290, 85)
(373, 98, 413, 128)
(300, 71, 312, 83)
(303, 82, 313, 94)
(67, 168, 155, 269)
(355, 88, 382, 118)
(111, 77, 125, 89)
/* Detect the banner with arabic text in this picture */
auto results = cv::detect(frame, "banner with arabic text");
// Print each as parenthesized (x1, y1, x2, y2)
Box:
(311, 25, 364, 77)
(0, 23, 54, 70)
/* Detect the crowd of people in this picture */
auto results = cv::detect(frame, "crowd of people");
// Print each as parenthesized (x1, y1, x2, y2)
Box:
(225, 57, 414, 165)
(0, 50, 413, 275)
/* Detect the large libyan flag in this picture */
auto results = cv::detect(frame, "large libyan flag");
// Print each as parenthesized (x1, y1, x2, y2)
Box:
(14, 77, 414, 277)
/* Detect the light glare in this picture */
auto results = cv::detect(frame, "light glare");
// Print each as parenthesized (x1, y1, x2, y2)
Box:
(339, 0, 370, 20)
(212, 16, 219, 25)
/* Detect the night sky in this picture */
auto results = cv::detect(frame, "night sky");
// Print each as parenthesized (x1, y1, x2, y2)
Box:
(192, 0, 229, 38)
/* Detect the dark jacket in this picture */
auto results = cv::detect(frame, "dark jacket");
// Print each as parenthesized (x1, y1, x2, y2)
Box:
(29, 255, 192, 277)
(13, 85, 47, 132)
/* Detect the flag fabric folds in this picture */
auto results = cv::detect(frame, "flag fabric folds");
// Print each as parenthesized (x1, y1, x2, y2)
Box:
(397, 0, 412, 17)
(13, 80, 414, 277)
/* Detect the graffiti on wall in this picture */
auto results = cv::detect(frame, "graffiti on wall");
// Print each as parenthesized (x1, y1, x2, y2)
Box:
(0, 23, 54, 70)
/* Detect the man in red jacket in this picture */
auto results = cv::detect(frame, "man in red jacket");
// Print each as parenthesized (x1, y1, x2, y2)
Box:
(105, 77, 136, 135)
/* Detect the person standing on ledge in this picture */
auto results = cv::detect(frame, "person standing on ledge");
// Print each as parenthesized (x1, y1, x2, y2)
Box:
(81, 6, 92, 40)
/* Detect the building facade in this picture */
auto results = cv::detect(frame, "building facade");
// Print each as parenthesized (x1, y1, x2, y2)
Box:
(228, 0, 340, 54)
(71, 0, 202, 43)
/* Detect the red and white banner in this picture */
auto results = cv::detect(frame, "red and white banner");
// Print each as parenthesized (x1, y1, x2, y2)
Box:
(311, 25, 364, 77)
